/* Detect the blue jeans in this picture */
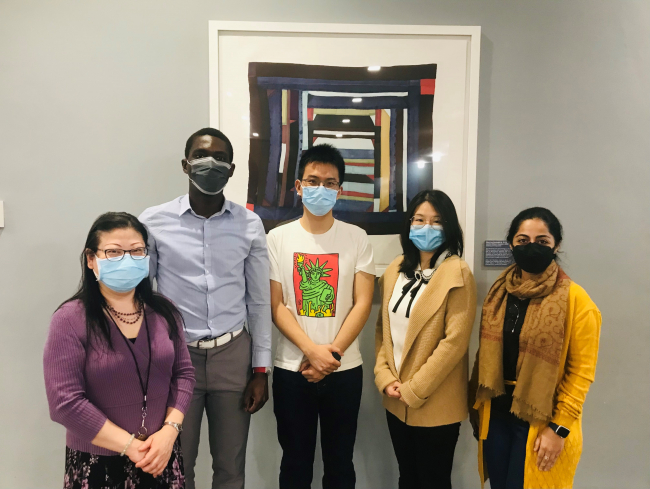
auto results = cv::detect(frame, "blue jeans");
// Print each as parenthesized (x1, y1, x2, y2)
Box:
(483, 412, 529, 489)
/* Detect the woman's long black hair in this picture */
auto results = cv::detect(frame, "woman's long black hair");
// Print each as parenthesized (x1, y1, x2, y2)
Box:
(506, 207, 563, 246)
(399, 190, 464, 274)
(59, 212, 181, 349)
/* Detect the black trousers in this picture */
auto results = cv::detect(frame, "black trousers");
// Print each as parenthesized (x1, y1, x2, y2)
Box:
(386, 411, 461, 489)
(273, 366, 363, 489)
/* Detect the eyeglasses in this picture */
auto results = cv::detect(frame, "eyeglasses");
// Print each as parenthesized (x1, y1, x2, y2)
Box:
(301, 178, 341, 190)
(505, 301, 521, 333)
(96, 247, 148, 262)
(410, 216, 444, 229)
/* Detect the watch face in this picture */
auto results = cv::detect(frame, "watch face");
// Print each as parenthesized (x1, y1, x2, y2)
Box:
(555, 425, 570, 438)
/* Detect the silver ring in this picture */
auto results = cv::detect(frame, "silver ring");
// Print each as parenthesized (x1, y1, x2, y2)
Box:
(544, 456, 549, 460)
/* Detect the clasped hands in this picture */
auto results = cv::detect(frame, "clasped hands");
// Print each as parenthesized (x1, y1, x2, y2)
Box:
(384, 380, 408, 405)
(299, 343, 343, 382)
(125, 425, 178, 478)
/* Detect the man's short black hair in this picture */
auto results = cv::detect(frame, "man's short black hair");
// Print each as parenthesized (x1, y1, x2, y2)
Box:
(184, 127, 234, 162)
(298, 144, 346, 183)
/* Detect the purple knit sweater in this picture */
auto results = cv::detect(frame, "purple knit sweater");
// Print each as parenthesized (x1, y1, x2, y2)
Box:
(43, 300, 195, 455)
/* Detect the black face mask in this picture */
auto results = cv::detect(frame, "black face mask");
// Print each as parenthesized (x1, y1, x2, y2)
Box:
(511, 243, 556, 275)
(188, 157, 231, 195)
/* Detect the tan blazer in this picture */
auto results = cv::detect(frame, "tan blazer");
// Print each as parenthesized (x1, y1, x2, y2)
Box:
(374, 254, 477, 427)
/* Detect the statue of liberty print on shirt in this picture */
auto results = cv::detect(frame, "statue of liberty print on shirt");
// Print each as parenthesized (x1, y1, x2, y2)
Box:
(293, 253, 339, 318)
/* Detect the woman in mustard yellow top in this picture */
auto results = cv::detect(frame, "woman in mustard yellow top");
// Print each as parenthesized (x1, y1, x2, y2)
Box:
(469, 207, 601, 489)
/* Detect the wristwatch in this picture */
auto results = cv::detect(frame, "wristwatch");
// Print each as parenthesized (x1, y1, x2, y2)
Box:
(548, 422, 570, 438)
(163, 421, 183, 434)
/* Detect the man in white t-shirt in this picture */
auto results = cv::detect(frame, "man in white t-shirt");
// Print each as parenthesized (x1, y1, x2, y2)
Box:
(267, 144, 375, 489)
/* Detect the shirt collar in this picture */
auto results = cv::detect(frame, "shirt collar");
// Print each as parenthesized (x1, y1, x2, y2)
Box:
(434, 250, 450, 269)
(178, 194, 192, 216)
(415, 249, 450, 272)
(178, 194, 232, 218)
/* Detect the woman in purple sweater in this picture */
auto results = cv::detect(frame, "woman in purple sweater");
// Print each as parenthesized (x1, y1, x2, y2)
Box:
(44, 212, 195, 489)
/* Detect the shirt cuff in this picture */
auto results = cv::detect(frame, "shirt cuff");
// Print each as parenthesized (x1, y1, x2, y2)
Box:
(253, 367, 270, 374)
(551, 411, 577, 430)
(72, 412, 109, 443)
(375, 369, 398, 395)
(252, 349, 272, 369)
(399, 380, 427, 409)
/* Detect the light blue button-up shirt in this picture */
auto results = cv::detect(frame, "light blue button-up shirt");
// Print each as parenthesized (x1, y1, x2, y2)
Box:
(139, 195, 272, 368)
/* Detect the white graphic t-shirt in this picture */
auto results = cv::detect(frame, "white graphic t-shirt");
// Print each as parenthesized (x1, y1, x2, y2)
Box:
(267, 219, 375, 372)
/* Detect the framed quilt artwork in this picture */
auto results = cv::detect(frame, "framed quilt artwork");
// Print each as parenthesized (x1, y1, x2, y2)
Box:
(209, 22, 481, 274)
(247, 62, 437, 235)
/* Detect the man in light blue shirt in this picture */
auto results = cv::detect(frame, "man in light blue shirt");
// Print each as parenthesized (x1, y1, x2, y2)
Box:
(139, 127, 271, 489)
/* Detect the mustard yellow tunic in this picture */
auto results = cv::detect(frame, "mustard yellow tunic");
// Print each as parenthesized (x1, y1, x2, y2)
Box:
(474, 282, 602, 489)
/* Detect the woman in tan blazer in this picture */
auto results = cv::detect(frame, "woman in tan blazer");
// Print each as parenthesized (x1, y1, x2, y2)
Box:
(375, 190, 477, 489)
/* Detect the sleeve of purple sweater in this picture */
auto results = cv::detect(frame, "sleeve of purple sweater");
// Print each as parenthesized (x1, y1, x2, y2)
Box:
(166, 315, 195, 414)
(43, 307, 108, 441)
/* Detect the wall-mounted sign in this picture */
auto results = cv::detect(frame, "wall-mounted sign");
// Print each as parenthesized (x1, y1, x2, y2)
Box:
(484, 240, 513, 267)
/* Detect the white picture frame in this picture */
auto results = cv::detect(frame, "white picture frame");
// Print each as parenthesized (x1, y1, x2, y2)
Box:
(209, 21, 480, 274)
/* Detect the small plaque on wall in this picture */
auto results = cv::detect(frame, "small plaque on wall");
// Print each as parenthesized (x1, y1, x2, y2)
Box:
(484, 240, 514, 267)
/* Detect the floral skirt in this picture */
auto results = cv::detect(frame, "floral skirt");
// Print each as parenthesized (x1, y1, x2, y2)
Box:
(63, 439, 184, 489)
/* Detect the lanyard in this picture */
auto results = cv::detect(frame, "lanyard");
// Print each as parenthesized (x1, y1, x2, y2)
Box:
(109, 306, 152, 441)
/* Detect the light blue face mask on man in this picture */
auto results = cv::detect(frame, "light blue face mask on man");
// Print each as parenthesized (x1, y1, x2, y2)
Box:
(301, 185, 338, 216)
(409, 224, 445, 252)
(95, 255, 150, 293)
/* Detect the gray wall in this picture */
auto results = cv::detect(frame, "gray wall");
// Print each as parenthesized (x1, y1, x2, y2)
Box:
(1, 1, 648, 488)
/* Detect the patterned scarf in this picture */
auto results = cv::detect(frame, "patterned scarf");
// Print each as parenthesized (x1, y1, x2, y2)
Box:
(476, 260, 571, 423)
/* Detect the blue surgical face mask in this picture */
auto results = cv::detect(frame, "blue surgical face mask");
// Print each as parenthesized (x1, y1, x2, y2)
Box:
(301, 185, 338, 216)
(95, 255, 150, 293)
(409, 224, 445, 252)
